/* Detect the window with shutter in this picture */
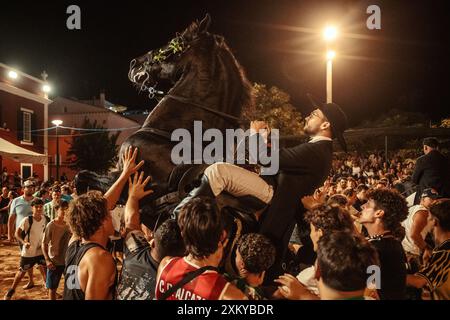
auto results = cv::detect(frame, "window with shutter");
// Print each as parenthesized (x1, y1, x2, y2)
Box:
(23, 112, 32, 142)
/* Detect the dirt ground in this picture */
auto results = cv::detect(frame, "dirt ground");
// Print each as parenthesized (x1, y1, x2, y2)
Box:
(0, 239, 64, 300)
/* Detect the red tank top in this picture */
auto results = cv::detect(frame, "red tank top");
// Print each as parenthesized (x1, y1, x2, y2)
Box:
(155, 257, 229, 300)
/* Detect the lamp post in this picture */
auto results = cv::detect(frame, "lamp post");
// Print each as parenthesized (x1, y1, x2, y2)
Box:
(326, 50, 336, 103)
(51, 120, 63, 181)
(323, 26, 337, 103)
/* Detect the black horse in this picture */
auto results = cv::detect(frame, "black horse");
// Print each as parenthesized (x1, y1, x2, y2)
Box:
(75, 15, 259, 242)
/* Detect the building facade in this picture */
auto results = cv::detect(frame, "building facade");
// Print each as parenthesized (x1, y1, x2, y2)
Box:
(0, 63, 50, 188)
(48, 95, 142, 180)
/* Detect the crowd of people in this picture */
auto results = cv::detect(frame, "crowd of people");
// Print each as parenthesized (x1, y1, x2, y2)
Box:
(1, 101, 450, 302)
(1, 140, 448, 301)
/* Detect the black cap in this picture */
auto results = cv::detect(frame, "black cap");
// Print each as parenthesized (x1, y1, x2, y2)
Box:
(421, 188, 442, 200)
(307, 94, 348, 152)
(423, 137, 439, 149)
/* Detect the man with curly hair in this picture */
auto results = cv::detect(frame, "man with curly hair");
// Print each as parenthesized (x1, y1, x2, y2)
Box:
(359, 188, 408, 300)
(63, 190, 116, 300)
(63, 146, 144, 300)
(226, 233, 276, 299)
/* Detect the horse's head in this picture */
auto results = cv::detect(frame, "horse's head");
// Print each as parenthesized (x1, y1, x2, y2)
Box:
(128, 14, 213, 98)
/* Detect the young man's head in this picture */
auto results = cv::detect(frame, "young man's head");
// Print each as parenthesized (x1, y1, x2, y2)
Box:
(151, 219, 185, 262)
(316, 231, 379, 299)
(304, 102, 348, 151)
(22, 180, 35, 197)
(51, 186, 61, 202)
(337, 178, 347, 189)
(327, 194, 348, 208)
(66, 190, 113, 240)
(54, 200, 69, 220)
(235, 233, 276, 285)
(423, 137, 439, 155)
(419, 188, 441, 209)
(2, 186, 8, 197)
(305, 204, 355, 251)
(356, 184, 369, 201)
(61, 185, 71, 195)
(177, 196, 225, 259)
(304, 109, 331, 137)
(359, 188, 408, 239)
(347, 178, 357, 189)
(429, 199, 450, 235)
(30, 198, 44, 219)
(343, 188, 357, 206)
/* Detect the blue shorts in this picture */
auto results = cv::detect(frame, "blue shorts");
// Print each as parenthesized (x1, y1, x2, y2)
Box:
(46, 265, 65, 289)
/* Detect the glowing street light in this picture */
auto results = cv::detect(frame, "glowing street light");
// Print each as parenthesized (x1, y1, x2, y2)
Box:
(326, 50, 336, 60)
(8, 70, 18, 79)
(323, 25, 338, 103)
(51, 120, 63, 181)
(43, 84, 51, 93)
(51, 120, 63, 127)
(323, 26, 338, 41)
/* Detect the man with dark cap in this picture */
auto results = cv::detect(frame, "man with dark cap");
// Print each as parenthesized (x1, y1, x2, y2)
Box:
(172, 97, 348, 281)
(412, 137, 450, 205)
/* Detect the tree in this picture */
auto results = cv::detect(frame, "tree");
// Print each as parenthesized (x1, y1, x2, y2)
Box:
(440, 118, 450, 128)
(242, 83, 304, 135)
(67, 118, 120, 174)
(357, 109, 429, 128)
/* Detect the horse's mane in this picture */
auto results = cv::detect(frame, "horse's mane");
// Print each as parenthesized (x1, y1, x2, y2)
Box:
(171, 32, 254, 120)
(214, 35, 254, 118)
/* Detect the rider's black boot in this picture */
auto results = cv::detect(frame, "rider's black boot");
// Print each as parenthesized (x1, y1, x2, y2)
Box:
(172, 175, 216, 218)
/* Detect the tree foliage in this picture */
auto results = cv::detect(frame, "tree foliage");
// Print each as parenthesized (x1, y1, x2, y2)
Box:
(242, 83, 304, 135)
(357, 108, 429, 128)
(440, 118, 450, 128)
(67, 118, 120, 174)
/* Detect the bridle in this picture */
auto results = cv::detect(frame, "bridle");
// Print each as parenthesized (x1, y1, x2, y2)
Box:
(129, 33, 242, 124)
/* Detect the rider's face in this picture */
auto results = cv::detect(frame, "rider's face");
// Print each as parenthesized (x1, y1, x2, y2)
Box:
(304, 109, 327, 136)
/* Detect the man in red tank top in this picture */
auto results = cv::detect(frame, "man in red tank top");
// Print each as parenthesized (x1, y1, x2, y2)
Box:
(155, 197, 246, 300)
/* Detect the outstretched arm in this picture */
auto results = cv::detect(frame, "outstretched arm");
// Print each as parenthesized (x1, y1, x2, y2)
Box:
(104, 146, 144, 211)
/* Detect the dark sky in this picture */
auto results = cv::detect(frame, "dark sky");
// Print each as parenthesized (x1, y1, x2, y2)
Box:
(1, 0, 449, 126)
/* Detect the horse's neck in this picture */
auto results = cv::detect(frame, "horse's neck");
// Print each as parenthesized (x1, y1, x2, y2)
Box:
(143, 50, 246, 133)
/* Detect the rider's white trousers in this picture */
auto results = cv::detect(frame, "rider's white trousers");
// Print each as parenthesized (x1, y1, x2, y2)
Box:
(204, 162, 274, 204)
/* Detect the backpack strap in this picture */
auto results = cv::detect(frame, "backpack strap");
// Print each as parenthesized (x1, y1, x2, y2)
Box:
(159, 265, 218, 300)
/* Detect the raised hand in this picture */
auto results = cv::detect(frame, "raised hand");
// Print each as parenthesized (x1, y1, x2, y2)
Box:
(128, 171, 153, 201)
(121, 146, 145, 177)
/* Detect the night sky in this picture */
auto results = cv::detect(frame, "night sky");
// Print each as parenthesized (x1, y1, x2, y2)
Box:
(1, 0, 449, 126)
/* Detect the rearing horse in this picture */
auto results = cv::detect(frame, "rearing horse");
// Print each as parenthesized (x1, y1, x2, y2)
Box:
(75, 15, 254, 229)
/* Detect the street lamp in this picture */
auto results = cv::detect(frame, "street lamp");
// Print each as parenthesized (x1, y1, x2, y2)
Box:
(323, 26, 338, 103)
(42, 84, 51, 93)
(323, 26, 338, 41)
(326, 50, 336, 103)
(8, 70, 18, 79)
(51, 120, 63, 181)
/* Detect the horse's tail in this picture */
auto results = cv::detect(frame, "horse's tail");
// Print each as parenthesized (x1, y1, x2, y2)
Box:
(74, 170, 120, 196)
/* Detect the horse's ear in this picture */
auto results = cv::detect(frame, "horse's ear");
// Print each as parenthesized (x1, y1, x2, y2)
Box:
(198, 13, 211, 34)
